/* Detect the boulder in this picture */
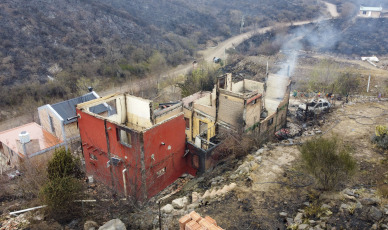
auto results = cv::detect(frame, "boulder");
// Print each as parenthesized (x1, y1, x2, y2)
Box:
(368, 207, 383, 221)
(298, 223, 309, 230)
(84, 221, 99, 230)
(279, 212, 288, 217)
(161, 204, 174, 214)
(98, 219, 126, 230)
(171, 197, 189, 209)
(294, 212, 304, 224)
(361, 198, 380, 206)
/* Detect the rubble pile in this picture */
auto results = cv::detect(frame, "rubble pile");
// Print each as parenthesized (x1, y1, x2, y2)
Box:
(0, 213, 29, 230)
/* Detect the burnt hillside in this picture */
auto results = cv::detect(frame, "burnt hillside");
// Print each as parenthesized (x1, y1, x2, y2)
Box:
(0, 0, 321, 110)
(236, 18, 388, 57)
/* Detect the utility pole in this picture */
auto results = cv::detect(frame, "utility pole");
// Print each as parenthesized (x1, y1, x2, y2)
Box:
(367, 75, 371, 93)
(240, 15, 245, 34)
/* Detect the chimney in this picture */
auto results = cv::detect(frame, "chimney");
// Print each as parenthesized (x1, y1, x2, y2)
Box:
(88, 86, 93, 92)
(19, 131, 30, 144)
(19, 131, 30, 156)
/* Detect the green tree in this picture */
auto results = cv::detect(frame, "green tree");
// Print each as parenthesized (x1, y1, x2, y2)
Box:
(335, 72, 360, 98)
(299, 136, 356, 190)
(41, 148, 83, 222)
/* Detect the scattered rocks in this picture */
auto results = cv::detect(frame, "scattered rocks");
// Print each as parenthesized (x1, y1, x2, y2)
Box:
(98, 219, 126, 230)
(298, 223, 309, 230)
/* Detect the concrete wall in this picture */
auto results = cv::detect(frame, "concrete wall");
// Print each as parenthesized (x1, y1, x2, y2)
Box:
(125, 95, 153, 130)
(38, 106, 64, 140)
(245, 96, 262, 128)
(218, 94, 244, 128)
(359, 10, 381, 17)
(192, 112, 216, 142)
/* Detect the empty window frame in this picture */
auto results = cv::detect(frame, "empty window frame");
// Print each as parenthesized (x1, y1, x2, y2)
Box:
(156, 167, 166, 177)
(184, 118, 190, 130)
(49, 115, 55, 133)
(89, 153, 97, 161)
(117, 128, 132, 147)
(268, 118, 274, 126)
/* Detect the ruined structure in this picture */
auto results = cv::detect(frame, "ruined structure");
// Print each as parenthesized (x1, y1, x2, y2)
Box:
(185, 73, 290, 173)
(76, 94, 196, 200)
(76, 73, 290, 199)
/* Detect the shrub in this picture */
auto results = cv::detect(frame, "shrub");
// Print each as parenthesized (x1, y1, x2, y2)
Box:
(299, 136, 356, 190)
(40, 148, 84, 222)
(371, 125, 388, 150)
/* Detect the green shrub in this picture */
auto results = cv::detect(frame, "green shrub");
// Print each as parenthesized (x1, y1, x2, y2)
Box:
(40, 148, 83, 222)
(299, 136, 356, 190)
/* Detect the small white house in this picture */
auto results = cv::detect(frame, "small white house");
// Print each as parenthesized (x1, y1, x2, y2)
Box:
(359, 6, 382, 18)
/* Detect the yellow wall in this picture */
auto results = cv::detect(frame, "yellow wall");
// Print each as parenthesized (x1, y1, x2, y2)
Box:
(192, 112, 216, 142)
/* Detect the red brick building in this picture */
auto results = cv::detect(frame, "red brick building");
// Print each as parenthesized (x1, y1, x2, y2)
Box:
(76, 93, 196, 200)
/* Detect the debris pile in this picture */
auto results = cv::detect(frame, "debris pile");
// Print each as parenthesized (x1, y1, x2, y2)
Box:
(0, 213, 29, 230)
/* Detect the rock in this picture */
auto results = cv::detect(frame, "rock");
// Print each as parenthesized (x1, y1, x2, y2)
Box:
(381, 224, 388, 229)
(303, 202, 310, 207)
(84, 221, 99, 230)
(356, 202, 363, 209)
(342, 188, 355, 197)
(308, 220, 316, 224)
(368, 206, 383, 221)
(371, 224, 378, 230)
(286, 218, 294, 226)
(172, 196, 189, 209)
(340, 203, 348, 210)
(187, 203, 199, 210)
(279, 212, 288, 217)
(294, 212, 304, 224)
(98, 219, 126, 230)
(314, 225, 323, 230)
(298, 224, 309, 230)
(342, 194, 356, 201)
(192, 192, 200, 203)
(254, 156, 262, 164)
(161, 204, 174, 214)
(361, 198, 380, 206)
(321, 204, 331, 210)
(256, 148, 264, 155)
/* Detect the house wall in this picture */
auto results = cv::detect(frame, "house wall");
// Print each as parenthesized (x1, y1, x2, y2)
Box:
(143, 114, 195, 198)
(77, 108, 195, 200)
(38, 106, 64, 140)
(192, 111, 216, 142)
(218, 94, 244, 128)
(64, 122, 79, 139)
(245, 96, 262, 128)
(184, 108, 194, 141)
(126, 95, 153, 130)
(77, 109, 145, 199)
(359, 10, 381, 17)
(0, 143, 21, 168)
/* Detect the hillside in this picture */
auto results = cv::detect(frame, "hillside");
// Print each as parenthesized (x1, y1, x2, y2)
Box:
(0, 0, 321, 115)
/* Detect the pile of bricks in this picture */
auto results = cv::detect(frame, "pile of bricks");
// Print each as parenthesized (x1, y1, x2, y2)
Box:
(179, 211, 224, 230)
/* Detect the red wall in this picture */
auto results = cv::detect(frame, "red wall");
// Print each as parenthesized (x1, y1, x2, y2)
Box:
(143, 114, 196, 198)
(77, 109, 196, 200)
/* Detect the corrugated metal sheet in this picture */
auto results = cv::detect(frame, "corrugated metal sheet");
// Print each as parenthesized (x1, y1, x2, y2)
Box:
(51, 92, 109, 124)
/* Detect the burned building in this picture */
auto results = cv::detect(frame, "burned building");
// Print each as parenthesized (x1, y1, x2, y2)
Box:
(76, 94, 196, 201)
(184, 73, 291, 173)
